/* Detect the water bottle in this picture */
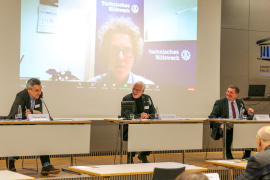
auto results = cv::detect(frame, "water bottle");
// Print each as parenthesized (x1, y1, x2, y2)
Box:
(155, 106, 159, 120)
(17, 105, 22, 120)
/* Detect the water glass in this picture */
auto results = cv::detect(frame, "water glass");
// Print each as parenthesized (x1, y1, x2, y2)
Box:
(130, 114, 135, 120)
(15, 114, 22, 120)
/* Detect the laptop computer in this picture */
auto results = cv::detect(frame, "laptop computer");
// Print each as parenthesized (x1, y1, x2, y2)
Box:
(248, 85, 266, 98)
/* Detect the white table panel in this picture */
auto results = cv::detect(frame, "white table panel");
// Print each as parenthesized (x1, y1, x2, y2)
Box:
(128, 123, 203, 151)
(0, 124, 90, 156)
(233, 123, 269, 148)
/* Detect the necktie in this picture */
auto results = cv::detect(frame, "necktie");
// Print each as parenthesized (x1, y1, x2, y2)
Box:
(31, 99, 35, 110)
(231, 102, 236, 119)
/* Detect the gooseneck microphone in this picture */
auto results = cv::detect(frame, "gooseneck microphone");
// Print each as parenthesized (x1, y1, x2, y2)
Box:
(40, 98, 53, 121)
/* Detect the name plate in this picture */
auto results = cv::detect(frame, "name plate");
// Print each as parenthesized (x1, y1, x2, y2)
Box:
(205, 173, 220, 180)
(27, 114, 50, 121)
(253, 114, 270, 120)
(160, 114, 177, 120)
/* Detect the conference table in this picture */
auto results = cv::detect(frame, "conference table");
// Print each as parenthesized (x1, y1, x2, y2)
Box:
(0, 170, 35, 180)
(205, 159, 247, 180)
(68, 162, 208, 178)
(0, 120, 91, 166)
(207, 119, 270, 159)
(104, 118, 204, 164)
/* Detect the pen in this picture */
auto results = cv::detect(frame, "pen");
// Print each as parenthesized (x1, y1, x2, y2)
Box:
(25, 106, 27, 110)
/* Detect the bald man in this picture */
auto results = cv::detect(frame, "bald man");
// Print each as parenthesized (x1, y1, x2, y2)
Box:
(236, 126, 270, 179)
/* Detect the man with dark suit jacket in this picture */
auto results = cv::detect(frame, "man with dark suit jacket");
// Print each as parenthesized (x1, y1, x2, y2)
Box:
(121, 81, 155, 164)
(7, 81, 43, 120)
(6, 78, 60, 176)
(209, 85, 254, 159)
(236, 126, 270, 180)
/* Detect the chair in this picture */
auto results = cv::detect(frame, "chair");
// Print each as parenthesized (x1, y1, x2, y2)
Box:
(152, 167, 185, 180)
(22, 156, 39, 172)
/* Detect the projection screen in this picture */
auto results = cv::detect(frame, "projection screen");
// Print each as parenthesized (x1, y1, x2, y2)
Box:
(0, 0, 221, 119)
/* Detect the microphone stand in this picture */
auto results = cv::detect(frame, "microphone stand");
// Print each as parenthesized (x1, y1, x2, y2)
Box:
(40, 98, 53, 121)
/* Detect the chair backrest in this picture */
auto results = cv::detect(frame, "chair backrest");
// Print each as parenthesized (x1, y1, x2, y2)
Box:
(152, 167, 185, 180)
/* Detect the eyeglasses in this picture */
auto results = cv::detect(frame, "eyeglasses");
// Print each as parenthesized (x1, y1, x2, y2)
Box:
(109, 46, 133, 58)
(133, 88, 142, 92)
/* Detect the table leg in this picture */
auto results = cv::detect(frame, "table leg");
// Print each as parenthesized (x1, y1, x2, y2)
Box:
(229, 168, 233, 180)
(223, 123, 227, 160)
(70, 154, 73, 166)
(182, 150, 185, 164)
(120, 123, 123, 164)
(62, 154, 81, 175)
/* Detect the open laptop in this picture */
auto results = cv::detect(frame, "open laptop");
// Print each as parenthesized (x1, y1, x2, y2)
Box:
(248, 85, 266, 98)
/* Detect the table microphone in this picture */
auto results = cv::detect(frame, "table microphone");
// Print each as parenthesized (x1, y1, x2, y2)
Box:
(40, 98, 53, 121)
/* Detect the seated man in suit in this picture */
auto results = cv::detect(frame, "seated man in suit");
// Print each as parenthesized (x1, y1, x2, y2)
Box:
(121, 81, 155, 164)
(6, 78, 60, 175)
(236, 126, 270, 179)
(209, 85, 254, 159)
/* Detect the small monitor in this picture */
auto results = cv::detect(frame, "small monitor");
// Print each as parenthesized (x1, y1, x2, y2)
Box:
(248, 85, 266, 97)
(121, 101, 135, 120)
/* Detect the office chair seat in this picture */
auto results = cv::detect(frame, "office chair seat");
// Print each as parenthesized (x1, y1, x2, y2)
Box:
(152, 167, 185, 180)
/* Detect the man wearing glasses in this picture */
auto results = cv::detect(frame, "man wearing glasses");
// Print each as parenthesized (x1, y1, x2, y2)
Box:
(88, 17, 154, 85)
(121, 81, 156, 164)
(6, 78, 60, 175)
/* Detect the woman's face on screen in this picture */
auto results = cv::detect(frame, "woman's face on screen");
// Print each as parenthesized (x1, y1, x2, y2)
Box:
(107, 33, 135, 83)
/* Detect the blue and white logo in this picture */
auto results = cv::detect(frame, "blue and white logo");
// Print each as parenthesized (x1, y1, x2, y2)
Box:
(131, 5, 139, 13)
(181, 50, 191, 61)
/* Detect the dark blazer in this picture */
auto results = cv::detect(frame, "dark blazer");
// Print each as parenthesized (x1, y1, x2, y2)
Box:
(121, 93, 155, 119)
(208, 98, 253, 140)
(236, 145, 270, 180)
(7, 89, 43, 119)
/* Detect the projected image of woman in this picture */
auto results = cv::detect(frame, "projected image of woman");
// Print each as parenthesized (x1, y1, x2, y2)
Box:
(88, 17, 154, 85)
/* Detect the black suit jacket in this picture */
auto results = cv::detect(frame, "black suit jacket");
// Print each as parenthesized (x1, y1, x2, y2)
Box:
(121, 93, 155, 119)
(7, 89, 43, 119)
(208, 98, 253, 140)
